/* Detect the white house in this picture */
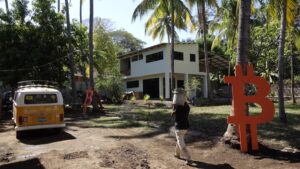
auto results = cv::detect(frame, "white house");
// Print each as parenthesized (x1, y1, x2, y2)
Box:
(119, 43, 210, 99)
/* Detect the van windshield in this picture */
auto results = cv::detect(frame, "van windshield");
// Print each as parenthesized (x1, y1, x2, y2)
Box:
(24, 94, 58, 104)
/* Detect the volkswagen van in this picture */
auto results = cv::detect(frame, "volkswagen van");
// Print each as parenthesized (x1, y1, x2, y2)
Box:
(13, 81, 65, 139)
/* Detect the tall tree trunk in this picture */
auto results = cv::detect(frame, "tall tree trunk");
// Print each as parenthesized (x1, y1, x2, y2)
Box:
(65, 0, 76, 103)
(278, 0, 287, 124)
(89, 0, 94, 89)
(223, 0, 251, 144)
(5, 0, 9, 13)
(291, 51, 296, 104)
(170, 0, 175, 95)
(198, 1, 211, 99)
(89, 0, 100, 112)
(57, 0, 60, 13)
(80, 0, 89, 89)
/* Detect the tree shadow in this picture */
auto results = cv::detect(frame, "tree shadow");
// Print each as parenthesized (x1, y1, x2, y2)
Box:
(0, 158, 45, 169)
(258, 113, 300, 149)
(19, 129, 76, 145)
(0, 112, 14, 133)
(188, 161, 235, 169)
(249, 144, 300, 163)
(106, 129, 167, 140)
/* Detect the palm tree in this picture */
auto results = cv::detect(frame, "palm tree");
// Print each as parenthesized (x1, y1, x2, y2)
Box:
(65, 0, 76, 102)
(267, 0, 297, 123)
(277, 0, 288, 124)
(292, 29, 300, 104)
(210, 0, 238, 54)
(132, 0, 193, 93)
(89, 0, 94, 89)
(4, 0, 9, 13)
(187, 0, 217, 99)
(79, 0, 89, 88)
(57, 0, 60, 12)
(223, 0, 251, 144)
(144, 0, 192, 42)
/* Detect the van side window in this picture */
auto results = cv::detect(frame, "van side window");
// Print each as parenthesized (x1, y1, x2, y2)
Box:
(24, 94, 58, 104)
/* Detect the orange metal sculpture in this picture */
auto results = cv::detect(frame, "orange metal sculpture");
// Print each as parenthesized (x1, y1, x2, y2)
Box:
(82, 88, 94, 114)
(224, 64, 275, 152)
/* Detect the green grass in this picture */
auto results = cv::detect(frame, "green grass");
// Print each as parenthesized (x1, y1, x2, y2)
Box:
(84, 102, 300, 148)
(86, 116, 143, 128)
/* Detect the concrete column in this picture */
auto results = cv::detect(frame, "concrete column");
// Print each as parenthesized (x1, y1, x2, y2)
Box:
(165, 72, 170, 99)
(139, 79, 143, 93)
(159, 75, 163, 97)
(184, 74, 189, 87)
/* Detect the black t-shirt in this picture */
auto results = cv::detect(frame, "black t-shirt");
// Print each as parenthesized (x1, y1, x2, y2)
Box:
(173, 103, 190, 130)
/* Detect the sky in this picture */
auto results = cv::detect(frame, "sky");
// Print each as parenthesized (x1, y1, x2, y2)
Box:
(0, 0, 197, 47)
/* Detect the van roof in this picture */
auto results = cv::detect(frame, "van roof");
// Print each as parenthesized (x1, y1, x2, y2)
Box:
(16, 87, 61, 93)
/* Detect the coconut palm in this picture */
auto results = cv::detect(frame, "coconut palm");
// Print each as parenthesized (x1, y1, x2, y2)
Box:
(223, 0, 252, 144)
(267, 0, 297, 123)
(65, 0, 76, 101)
(4, 0, 9, 13)
(132, 0, 193, 91)
(144, 0, 193, 42)
(186, 0, 217, 99)
(79, 0, 89, 88)
(57, 0, 60, 12)
(210, 0, 238, 52)
(89, 0, 94, 89)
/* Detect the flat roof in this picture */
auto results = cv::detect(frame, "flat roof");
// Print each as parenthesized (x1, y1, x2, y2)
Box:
(118, 42, 197, 59)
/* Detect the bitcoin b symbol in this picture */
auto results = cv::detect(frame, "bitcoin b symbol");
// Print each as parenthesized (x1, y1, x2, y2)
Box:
(224, 64, 275, 152)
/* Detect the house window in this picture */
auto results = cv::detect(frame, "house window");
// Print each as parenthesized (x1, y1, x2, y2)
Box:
(127, 80, 139, 88)
(177, 80, 185, 88)
(174, 51, 184, 60)
(146, 51, 163, 63)
(190, 54, 196, 62)
(132, 55, 138, 62)
(138, 54, 143, 60)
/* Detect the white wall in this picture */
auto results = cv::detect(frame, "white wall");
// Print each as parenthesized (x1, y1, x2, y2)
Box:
(130, 46, 168, 77)
(165, 43, 201, 75)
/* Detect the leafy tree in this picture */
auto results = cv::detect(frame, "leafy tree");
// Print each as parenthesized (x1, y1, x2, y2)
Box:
(109, 29, 145, 54)
(93, 25, 118, 76)
(96, 74, 124, 103)
(65, 0, 76, 101)
(0, 0, 69, 88)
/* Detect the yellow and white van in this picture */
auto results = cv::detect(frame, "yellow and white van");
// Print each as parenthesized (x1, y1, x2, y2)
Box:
(13, 81, 65, 139)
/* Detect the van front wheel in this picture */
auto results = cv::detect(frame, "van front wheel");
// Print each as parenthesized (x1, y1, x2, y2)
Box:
(54, 128, 62, 134)
(16, 131, 23, 139)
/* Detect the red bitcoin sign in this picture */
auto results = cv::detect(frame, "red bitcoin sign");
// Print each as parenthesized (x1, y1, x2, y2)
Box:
(82, 88, 94, 114)
(224, 64, 275, 152)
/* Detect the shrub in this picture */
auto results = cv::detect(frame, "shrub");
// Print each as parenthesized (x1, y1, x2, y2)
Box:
(96, 74, 124, 103)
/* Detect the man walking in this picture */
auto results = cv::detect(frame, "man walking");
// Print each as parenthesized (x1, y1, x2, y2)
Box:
(172, 89, 191, 164)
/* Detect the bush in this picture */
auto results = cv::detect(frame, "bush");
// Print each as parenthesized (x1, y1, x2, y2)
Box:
(96, 75, 124, 103)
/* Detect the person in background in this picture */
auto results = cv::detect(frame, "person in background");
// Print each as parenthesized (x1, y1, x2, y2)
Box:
(172, 99, 191, 165)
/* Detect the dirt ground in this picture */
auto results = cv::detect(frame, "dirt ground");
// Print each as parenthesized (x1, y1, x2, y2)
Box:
(0, 109, 300, 169)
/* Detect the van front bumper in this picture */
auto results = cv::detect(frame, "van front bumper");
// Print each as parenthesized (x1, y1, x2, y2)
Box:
(15, 123, 66, 131)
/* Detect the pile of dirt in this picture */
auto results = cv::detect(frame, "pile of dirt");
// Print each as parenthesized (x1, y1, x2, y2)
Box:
(97, 143, 150, 169)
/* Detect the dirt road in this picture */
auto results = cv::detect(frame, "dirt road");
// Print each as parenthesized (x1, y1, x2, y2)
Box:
(0, 111, 299, 169)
